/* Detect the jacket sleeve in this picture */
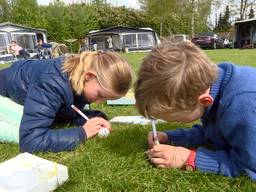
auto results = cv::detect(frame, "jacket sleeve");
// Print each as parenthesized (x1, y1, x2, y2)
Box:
(164, 124, 206, 147)
(19, 73, 86, 153)
(195, 93, 256, 180)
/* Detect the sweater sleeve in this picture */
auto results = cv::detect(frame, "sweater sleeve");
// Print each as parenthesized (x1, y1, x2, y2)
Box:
(164, 124, 206, 147)
(195, 93, 256, 180)
(19, 74, 86, 153)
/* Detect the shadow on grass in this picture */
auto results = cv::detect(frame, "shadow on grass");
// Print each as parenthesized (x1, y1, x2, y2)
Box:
(98, 122, 186, 157)
(99, 124, 149, 157)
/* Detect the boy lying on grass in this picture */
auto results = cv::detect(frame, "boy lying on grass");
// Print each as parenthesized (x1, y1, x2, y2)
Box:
(135, 41, 256, 180)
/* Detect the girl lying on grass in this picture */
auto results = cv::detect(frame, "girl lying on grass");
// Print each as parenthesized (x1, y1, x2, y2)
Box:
(0, 51, 132, 153)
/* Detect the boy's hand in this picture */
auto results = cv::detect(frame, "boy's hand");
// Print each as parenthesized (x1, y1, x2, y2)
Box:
(148, 131, 168, 148)
(148, 144, 191, 169)
(83, 117, 112, 139)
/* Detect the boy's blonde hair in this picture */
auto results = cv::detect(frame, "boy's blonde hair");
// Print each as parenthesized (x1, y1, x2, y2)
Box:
(135, 41, 218, 117)
(62, 51, 132, 97)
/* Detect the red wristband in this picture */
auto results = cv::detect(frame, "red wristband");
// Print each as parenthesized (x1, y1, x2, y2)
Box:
(184, 149, 196, 171)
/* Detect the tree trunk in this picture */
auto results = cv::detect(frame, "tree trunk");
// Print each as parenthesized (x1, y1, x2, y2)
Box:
(160, 22, 163, 37)
(191, 0, 195, 37)
(240, 0, 248, 20)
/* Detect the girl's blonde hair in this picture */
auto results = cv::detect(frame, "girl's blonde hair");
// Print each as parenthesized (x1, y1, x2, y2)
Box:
(62, 51, 132, 96)
(134, 41, 218, 118)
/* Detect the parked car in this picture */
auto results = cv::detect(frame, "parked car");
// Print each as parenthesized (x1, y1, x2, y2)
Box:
(192, 32, 222, 49)
(172, 34, 191, 42)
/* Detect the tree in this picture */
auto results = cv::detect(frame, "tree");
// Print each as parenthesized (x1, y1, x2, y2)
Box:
(179, 0, 213, 36)
(11, 0, 40, 27)
(138, 0, 212, 37)
(248, 5, 255, 18)
(67, 3, 98, 39)
(228, 0, 256, 20)
(216, 13, 223, 31)
(223, 5, 231, 30)
(44, 0, 69, 42)
(91, 0, 107, 5)
(211, 0, 222, 28)
(214, 5, 232, 32)
(191, 0, 195, 37)
(138, 0, 177, 36)
(240, 0, 248, 19)
(0, 0, 12, 22)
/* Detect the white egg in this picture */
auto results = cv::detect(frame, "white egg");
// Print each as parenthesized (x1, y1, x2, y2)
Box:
(98, 127, 110, 138)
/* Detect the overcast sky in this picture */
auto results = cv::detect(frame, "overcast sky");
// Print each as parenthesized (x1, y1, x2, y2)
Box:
(37, 0, 140, 9)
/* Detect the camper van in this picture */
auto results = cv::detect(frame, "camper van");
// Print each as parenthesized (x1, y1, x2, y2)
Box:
(0, 22, 47, 63)
(86, 26, 160, 52)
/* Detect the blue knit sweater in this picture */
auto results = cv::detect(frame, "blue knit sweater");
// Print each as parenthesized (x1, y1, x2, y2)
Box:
(165, 63, 256, 180)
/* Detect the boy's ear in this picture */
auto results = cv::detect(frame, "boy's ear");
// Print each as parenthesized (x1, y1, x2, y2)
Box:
(198, 92, 213, 107)
(84, 71, 96, 81)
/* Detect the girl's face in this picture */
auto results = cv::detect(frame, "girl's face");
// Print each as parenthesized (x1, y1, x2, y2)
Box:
(83, 72, 119, 104)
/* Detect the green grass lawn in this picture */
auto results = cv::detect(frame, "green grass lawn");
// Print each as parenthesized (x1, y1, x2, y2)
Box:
(1, 49, 256, 191)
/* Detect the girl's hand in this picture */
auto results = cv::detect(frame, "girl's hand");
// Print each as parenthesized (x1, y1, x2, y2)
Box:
(83, 117, 112, 139)
(148, 144, 191, 169)
(147, 131, 168, 148)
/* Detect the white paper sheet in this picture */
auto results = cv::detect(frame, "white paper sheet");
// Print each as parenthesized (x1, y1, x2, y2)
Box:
(110, 116, 165, 125)
(0, 153, 68, 192)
